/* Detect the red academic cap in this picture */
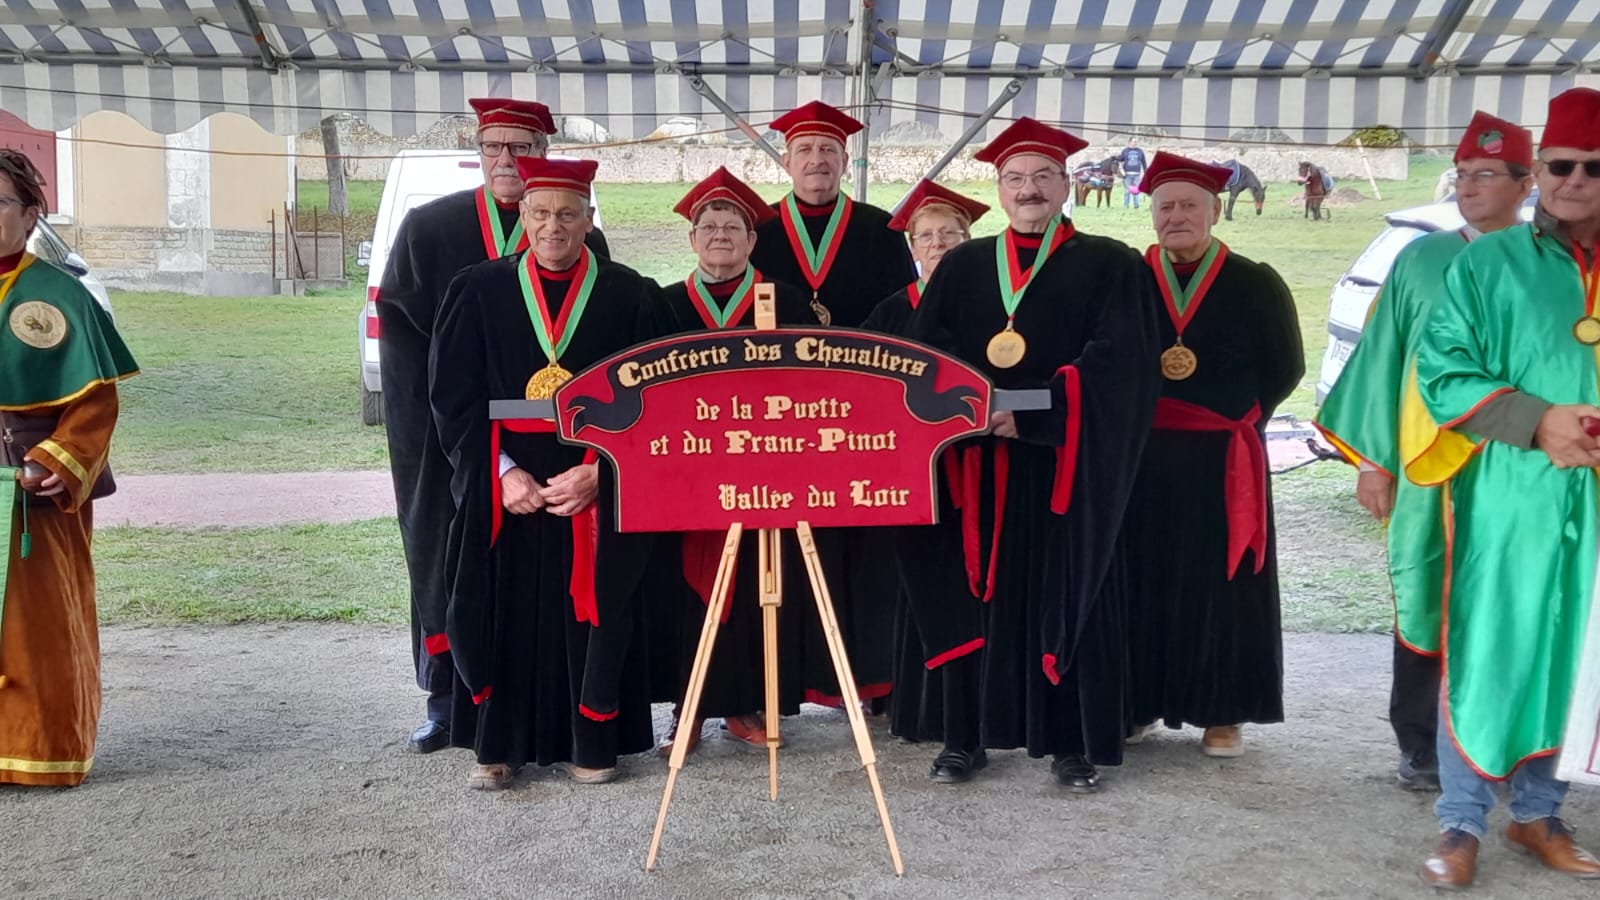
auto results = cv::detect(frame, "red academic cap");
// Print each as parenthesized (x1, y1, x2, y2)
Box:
(770, 101, 864, 146)
(1456, 111, 1533, 167)
(1137, 151, 1233, 195)
(887, 179, 991, 232)
(1542, 88, 1600, 152)
(674, 166, 777, 227)
(515, 156, 598, 196)
(973, 117, 1089, 170)
(469, 97, 557, 135)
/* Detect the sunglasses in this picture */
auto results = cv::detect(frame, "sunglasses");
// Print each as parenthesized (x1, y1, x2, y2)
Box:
(1544, 159, 1600, 178)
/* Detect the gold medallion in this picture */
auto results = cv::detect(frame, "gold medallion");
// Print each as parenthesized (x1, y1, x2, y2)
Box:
(1161, 343, 1198, 381)
(8, 300, 67, 349)
(524, 363, 574, 400)
(986, 327, 1027, 369)
(1576, 316, 1600, 346)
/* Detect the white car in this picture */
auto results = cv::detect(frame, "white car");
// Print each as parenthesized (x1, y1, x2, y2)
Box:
(356, 150, 604, 425)
(32, 219, 113, 317)
(1314, 194, 1536, 403)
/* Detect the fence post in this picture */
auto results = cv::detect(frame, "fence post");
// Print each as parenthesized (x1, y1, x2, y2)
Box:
(1355, 138, 1382, 201)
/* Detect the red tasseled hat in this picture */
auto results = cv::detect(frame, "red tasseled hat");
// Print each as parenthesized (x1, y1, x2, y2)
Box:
(515, 156, 598, 195)
(887, 179, 990, 232)
(673, 166, 777, 227)
(1137, 151, 1233, 195)
(469, 97, 557, 135)
(973, 117, 1088, 170)
(770, 101, 864, 146)
(1455, 111, 1533, 167)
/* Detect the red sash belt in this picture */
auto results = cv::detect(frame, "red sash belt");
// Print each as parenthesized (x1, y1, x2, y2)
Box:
(490, 420, 601, 626)
(1151, 398, 1267, 579)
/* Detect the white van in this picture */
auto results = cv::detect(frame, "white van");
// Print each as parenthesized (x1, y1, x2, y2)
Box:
(356, 150, 604, 425)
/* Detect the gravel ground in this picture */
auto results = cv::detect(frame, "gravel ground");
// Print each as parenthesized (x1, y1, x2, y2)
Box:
(3, 626, 1596, 899)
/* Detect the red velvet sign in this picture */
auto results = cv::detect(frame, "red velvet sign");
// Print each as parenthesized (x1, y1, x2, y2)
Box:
(556, 328, 993, 532)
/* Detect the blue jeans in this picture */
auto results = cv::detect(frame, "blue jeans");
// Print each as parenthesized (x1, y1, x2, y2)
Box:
(1435, 698, 1568, 837)
(1123, 174, 1142, 207)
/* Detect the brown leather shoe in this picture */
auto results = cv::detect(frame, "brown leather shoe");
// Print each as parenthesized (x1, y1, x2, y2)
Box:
(1419, 829, 1479, 890)
(723, 713, 772, 749)
(1201, 725, 1244, 758)
(1505, 818, 1600, 878)
(656, 716, 704, 759)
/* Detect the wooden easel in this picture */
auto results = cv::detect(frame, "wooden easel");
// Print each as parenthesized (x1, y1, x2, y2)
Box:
(645, 288, 905, 876)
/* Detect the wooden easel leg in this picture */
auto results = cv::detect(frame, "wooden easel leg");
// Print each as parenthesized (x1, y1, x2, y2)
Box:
(646, 523, 744, 873)
(794, 521, 906, 876)
(759, 527, 783, 800)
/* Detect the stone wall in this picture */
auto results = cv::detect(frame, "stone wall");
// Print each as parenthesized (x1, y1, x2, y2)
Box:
(295, 127, 1407, 185)
(68, 226, 277, 295)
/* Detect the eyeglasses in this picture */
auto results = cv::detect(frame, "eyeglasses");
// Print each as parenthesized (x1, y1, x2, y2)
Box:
(999, 170, 1064, 190)
(1544, 159, 1600, 179)
(693, 223, 748, 238)
(1454, 169, 1519, 186)
(911, 228, 965, 247)
(526, 208, 584, 224)
(478, 141, 536, 159)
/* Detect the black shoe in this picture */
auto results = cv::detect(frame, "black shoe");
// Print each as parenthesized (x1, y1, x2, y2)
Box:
(408, 719, 450, 754)
(1052, 753, 1100, 793)
(929, 748, 988, 784)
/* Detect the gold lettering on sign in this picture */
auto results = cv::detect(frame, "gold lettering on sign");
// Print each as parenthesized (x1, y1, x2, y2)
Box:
(743, 339, 782, 362)
(695, 398, 721, 421)
(793, 337, 928, 378)
(849, 480, 911, 508)
(807, 485, 837, 508)
(763, 395, 854, 420)
(724, 430, 808, 454)
(649, 435, 670, 456)
(718, 484, 796, 510)
(815, 428, 898, 453)
(682, 431, 713, 455)
(617, 346, 732, 388)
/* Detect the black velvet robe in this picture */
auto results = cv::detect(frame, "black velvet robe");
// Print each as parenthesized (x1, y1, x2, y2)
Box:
(748, 195, 917, 704)
(428, 249, 655, 769)
(860, 281, 920, 337)
(377, 186, 609, 705)
(645, 274, 820, 717)
(1123, 251, 1303, 729)
(903, 226, 1161, 762)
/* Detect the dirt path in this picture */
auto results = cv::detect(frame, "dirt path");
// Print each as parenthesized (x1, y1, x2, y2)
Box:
(1, 626, 1593, 899)
(99, 431, 1328, 529)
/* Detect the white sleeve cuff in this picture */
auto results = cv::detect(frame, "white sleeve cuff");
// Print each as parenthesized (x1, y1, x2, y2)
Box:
(1357, 461, 1379, 473)
(498, 451, 518, 478)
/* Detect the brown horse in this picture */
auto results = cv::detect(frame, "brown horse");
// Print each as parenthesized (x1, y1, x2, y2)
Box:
(1072, 157, 1119, 208)
(1298, 161, 1332, 221)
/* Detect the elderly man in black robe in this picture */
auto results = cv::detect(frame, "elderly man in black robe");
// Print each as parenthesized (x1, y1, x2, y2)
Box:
(1120, 153, 1303, 759)
(904, 117, 1161, 791)
(379, 97, 609, 753)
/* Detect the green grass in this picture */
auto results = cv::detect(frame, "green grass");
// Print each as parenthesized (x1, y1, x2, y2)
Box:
(295, 178, 386, 216)
(1272, 463, 1393, 633)
(96, 519, 408, 624)
(111, 291, 387, 474)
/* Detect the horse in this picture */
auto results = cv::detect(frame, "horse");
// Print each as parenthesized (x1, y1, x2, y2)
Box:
(1072, 157, 1120, 208)
(1211, 159, 1266, 221)
(1298, 161, 1332, 221)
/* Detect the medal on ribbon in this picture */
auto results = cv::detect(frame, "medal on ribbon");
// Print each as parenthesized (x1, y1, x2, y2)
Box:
(780, 193, 854, 326)
(1147, 239, 1228, 381)
(518, 247, 598, 399)
(987, 217, 1072, 369)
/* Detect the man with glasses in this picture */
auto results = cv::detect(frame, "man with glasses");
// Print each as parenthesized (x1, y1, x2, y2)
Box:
(1121, 153, 1303, 761)
(1317, 112, 1532, 797)
(749, 101, 917, 713)
(429, 156, 660, 790)
(905, 118, 1161, 791)
(379, 97, 610, 757)
(1408, 88, 1600, 889)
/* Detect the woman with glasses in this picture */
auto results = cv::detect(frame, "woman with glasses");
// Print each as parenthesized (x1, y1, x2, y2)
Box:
(0, 148, 138, 786)
(861, 179, 990, 336)
(648, 167, 818, 757)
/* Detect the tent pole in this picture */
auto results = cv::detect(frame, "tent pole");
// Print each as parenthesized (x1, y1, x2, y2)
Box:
(889, 78, 1024, 214)
(686, 74, 785, 167)
(851, 0, 875, 202)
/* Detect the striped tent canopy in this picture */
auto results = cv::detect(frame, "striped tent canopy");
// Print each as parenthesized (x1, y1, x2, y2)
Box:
(2, 0, 1599, 145)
